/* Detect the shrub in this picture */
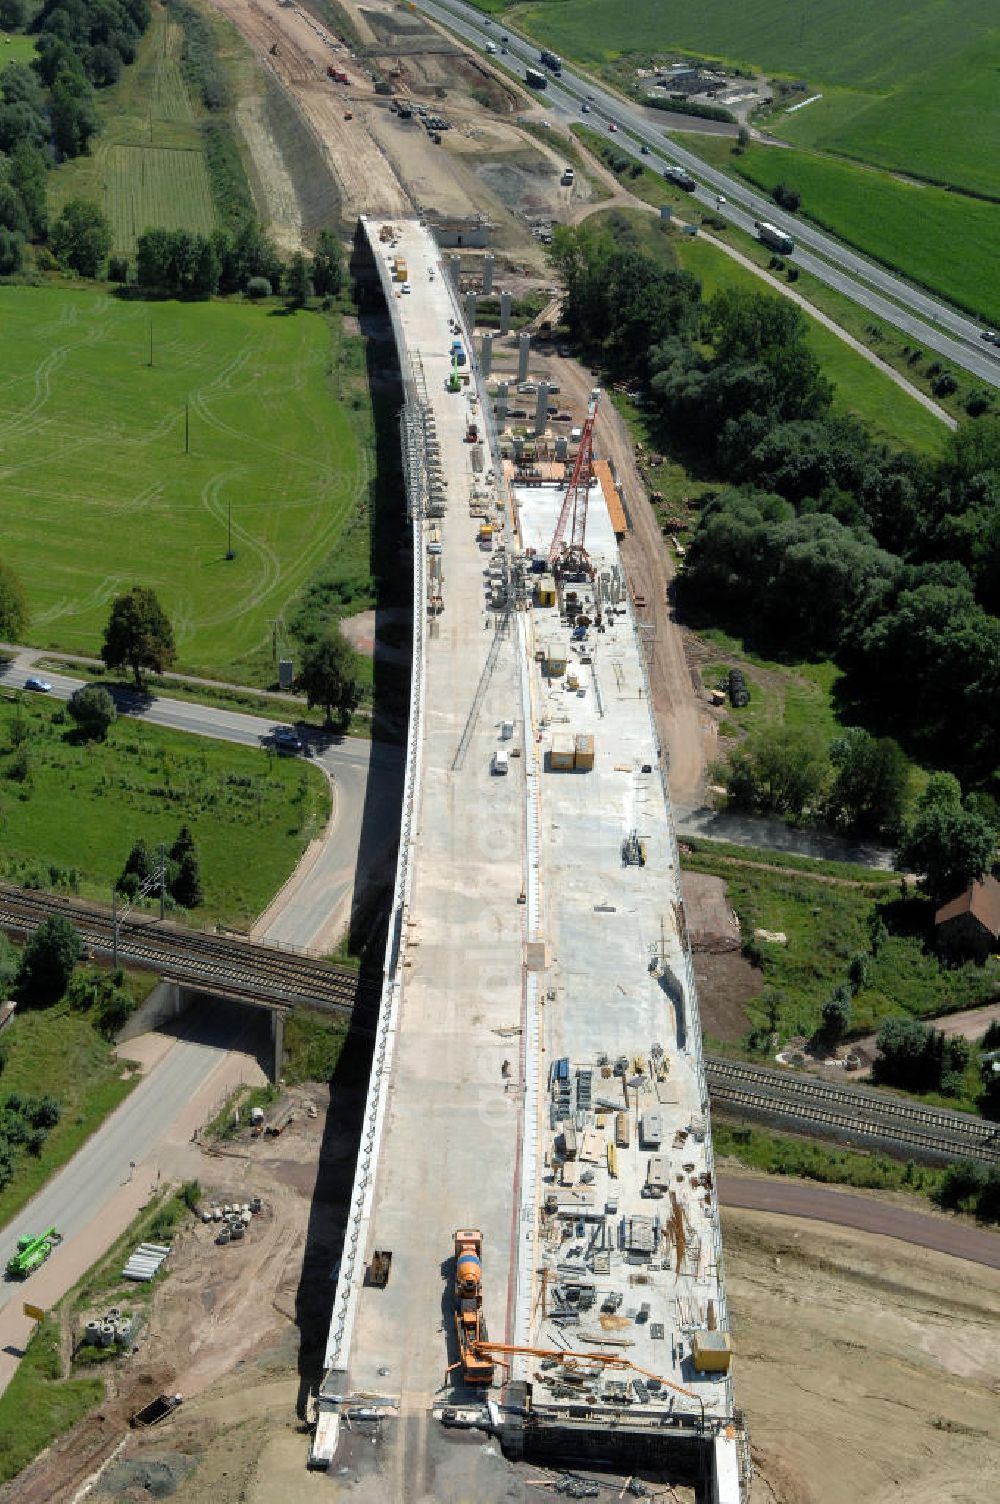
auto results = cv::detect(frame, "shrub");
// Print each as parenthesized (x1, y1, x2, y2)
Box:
(772, 183, 801, 212)
(246, 275, 271, 299)
(16, 915, 83, 1005)
(67, 684, 116, 741)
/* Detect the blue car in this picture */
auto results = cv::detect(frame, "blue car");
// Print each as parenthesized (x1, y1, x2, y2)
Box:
(273, 726, 304, 755)
(24, 676, 52, 693)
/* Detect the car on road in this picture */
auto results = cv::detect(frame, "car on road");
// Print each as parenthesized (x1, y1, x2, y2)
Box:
(517, 381, 537, 394)
(24, 676, 52, 693)
(608, 121, 618, 132)
(580, 101, 590, 113)
(981, 330, 997, 343)
(640, 144, 650, 155)
(273, 726, 304, 755)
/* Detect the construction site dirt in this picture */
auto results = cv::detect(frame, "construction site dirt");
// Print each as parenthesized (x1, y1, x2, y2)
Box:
(8, 6, 996, 1501)
(1, 1079, 367, 1504)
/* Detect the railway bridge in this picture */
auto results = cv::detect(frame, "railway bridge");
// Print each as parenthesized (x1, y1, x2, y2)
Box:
(0, 885, 378, 1076)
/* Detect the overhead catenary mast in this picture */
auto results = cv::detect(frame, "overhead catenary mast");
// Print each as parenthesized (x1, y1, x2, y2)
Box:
(547, 387, 600, 575)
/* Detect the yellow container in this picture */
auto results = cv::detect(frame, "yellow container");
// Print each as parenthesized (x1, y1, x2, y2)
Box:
(692, 1331, 732, 1373)
(574, 733, 595, 771)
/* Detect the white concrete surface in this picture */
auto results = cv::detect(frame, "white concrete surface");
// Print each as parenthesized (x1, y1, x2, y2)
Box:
(515, 482, 730, 1425)
(336, 222, 526, 1438)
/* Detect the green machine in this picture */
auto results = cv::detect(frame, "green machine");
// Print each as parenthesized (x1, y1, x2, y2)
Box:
(6, 1226, 62, 1278)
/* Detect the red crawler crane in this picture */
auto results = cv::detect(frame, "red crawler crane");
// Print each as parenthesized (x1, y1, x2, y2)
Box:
(547, 388, 600, 575)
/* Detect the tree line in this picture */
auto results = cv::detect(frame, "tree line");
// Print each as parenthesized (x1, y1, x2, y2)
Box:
(0, 0, 347, 303)
(0, 0, 153, 272)
(550, 224, 1000, 787)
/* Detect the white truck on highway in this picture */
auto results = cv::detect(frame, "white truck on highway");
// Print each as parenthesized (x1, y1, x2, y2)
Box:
(755, 220, 795, 255)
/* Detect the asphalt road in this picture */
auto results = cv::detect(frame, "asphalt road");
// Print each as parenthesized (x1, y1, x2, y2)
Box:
(415, 0, 1000, 389)
(717, 1174, 1000, 1269)
(675, 806, 895, 870)
(0, 656, 403, 952)
(0, 1010, 250, 1315)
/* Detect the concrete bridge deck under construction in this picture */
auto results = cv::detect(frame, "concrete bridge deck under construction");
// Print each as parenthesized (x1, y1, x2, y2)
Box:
(312, 217, 742, 1502)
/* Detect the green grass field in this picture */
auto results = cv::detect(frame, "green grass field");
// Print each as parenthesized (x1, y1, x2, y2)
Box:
(0, 33, 36, 68)
(501, 0, 1000, 197)
(681, 846, 1000, 1048)
(0, 284, 371, 681)
(669, 232, 951, 453)
(723, 144, 1000, 325)
(0, 1320, 103, 1484)
(0, 984, 152, 1230)
(699, 649, 845, 746)
(48, 10, 216, 255)
(0, 694, 330, 927)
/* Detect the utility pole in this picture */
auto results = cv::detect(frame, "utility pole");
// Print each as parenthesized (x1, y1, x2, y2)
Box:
(159, 842, 166, 921)
(184, 399, 189, 454)
(148, 320, 154, 368)
(225, 501, 236, 561)
(112, 888, 118, 972)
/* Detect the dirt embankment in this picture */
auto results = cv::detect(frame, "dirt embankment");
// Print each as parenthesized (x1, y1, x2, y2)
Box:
(723, 1204, 1000, 1503)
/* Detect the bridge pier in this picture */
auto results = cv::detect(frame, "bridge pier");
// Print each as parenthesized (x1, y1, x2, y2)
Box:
(271, 1009, 284, 1081)
(116, 979, 186, 1042)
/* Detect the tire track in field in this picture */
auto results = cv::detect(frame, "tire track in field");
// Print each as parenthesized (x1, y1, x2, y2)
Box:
(0, 302, 118, 444)
(189, 363, 340, 481)
(33, 575, 127, 628)
(197, 470, 284, 629)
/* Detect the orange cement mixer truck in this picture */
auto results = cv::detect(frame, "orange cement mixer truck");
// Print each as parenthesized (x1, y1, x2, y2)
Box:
(452, 1229, 494, 1385)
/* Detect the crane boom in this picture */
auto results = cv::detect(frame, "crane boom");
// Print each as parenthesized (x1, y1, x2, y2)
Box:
(548, 389, 600, 568)
(469, 1339, 696, 1400)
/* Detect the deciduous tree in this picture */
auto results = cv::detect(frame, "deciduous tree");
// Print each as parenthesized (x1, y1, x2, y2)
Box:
(897, 774, 995, 900)
(0, 559, 29, 639)
(299, 631, 361, 726)
(50, 198, 111, 277)
(67, 683, 117, 741)
(101, 587, 175, 689)
(16, 915, 83, 1006)
(311, 229, 343, 297)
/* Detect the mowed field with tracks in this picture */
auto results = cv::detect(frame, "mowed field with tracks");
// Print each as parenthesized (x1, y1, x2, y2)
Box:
(0, 286, 370, 681)
(48, 10, 216, 255)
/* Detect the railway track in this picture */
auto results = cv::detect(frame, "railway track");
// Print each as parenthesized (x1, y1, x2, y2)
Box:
(0, 884, 380, 1017)
(706, 1056, 1000, 1167)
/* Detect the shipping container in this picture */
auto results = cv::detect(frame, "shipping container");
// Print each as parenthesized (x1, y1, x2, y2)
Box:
(550, 735, 575, 770)
(574, 733, 595, 771)
(692, 1330, 732, 1373)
